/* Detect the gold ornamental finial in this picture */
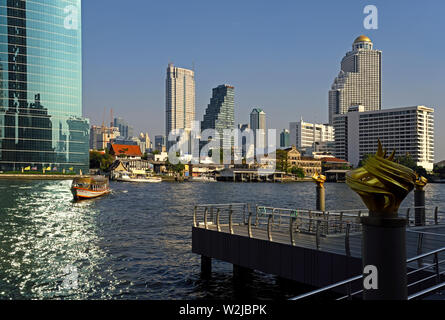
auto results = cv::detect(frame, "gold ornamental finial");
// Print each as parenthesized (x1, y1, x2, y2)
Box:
(346, 140, 416, 217)
(415, 175, 428, 191)
(312, 172, 326, 188)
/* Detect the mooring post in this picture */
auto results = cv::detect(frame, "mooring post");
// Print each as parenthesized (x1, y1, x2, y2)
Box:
(414, 177, 427, 226)
(201, 256, 212, 279)
(316, 186, 325, 212)
(361, 215, 407, 300)
(312, 172, 326, 212)
(347, 141, 416, 300)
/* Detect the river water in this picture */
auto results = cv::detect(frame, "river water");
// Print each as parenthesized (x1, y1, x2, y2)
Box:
(0, 180, 444, 300)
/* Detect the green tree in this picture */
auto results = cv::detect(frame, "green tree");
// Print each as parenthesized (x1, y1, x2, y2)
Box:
(395, 154, 417, 170)
(89, 151, 102, 169)
(358, 154, 372, 167)
(166, 159, 185, 175)
(89, 151, 114, 171)
(290, 166, 305, 178)
(276, 150, 289, 172)
(413, 166, 427, 178)
(434, 165, 445, 178)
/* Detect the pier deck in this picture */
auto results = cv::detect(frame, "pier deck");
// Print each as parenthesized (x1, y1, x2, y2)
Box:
(192, 204, 445, 291)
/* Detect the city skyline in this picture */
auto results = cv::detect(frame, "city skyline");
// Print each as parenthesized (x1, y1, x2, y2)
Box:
(82, 0, 444, 160)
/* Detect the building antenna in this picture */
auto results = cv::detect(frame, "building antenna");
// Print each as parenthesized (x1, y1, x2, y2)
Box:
(102, 107, 106, 128)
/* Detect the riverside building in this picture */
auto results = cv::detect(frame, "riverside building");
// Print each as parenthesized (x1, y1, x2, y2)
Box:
(0, 0, 89, 173)
(333, 105, 435, 171)
(289, 119, 334, 150)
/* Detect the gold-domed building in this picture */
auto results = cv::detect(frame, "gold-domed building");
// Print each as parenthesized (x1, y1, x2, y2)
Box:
(353, 35, 373, 50)
(354, 35, 372, 43)
(328, 35, 381, 125)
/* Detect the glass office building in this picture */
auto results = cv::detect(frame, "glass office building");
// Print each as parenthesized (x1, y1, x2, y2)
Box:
(201, 84, 235, 150)
(0, 0, 89, 173)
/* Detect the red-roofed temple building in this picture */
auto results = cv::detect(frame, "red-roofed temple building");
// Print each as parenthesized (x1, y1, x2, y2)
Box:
(109, 144, 143, 159)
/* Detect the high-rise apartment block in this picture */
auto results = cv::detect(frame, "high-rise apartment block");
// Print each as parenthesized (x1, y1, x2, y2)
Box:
(329, 35, 382, 124)
(165, 64, 195, 149)
(333, 105, 434, 170)
(289, 119, 334, 149)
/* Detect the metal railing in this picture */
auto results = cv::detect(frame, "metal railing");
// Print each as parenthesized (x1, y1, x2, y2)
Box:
(290, 244, 445, 301)
(193, 203, 249, 233)
(255, 206, 364, 236)
(194, 204, 443, 259)
(402, 206, 444, 226)
(194, 203, 363, 255)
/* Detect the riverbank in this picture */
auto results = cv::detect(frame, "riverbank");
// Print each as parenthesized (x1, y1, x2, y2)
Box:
(158, 176, 315, 183)
(0, 174, 81, 180)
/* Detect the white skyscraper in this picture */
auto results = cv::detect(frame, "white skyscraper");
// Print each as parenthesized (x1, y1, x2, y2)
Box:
(329, 35, 382, 124)
(165, 63, 196, 149)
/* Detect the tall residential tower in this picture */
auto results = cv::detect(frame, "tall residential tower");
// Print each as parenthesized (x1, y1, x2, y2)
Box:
(328, 35, 382, 124)
(165, 64, 195, 150)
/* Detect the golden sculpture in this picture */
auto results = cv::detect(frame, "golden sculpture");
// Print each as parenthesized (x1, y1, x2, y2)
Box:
(346, 140, 417, 217)
(312, 172, 326, 188)
(415, 175, 428, 191)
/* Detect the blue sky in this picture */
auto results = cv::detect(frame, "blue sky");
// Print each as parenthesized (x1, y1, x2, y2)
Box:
(82, 0, 445, 160)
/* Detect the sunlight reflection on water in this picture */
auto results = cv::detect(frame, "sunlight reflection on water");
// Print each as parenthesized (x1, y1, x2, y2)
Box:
(0, 180, 444, 299)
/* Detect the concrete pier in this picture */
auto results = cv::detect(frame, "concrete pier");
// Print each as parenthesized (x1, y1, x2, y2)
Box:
(201, 256, 212, 278)
(192, 203, 445, 296)
(192, 226, 363, 290)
